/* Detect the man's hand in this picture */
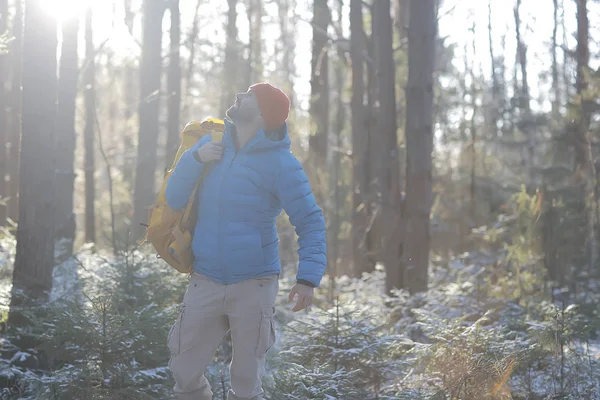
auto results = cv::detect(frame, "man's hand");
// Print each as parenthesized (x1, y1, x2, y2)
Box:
(197, 142, 224, 163)
(288, 283, 314, 312)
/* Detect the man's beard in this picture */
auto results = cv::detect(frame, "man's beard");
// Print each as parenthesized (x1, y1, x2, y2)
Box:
(226, 103, 253, 124)
(225, 103, 237, 120)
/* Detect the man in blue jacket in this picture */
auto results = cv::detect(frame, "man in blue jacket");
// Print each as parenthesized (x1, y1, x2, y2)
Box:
(164, 83, 327, 400)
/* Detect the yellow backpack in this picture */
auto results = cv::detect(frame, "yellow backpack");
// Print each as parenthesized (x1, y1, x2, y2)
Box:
(141, 117, 225, 273)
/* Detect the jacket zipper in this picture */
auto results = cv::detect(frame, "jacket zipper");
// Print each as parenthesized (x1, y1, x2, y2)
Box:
(221, 154, 237, 283)
(219, 128, 240, 283)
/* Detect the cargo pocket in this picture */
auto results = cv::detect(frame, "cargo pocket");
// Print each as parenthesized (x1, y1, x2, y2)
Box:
(167, 304, 185, 357)
(256, 306, 276, 356)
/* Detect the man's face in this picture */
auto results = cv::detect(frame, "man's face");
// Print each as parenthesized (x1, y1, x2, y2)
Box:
(226, 89, 262, 124)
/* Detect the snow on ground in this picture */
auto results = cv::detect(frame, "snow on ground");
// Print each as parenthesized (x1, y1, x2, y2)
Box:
(1, 233, 600, 399)
(0, 233, 16, 317)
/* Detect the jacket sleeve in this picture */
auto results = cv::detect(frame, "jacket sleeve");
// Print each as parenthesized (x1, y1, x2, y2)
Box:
(165, 135, 211, 211)
(274, 153, 327, 287)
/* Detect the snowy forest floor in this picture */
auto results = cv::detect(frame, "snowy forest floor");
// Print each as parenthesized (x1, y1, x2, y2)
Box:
(1, 229, 600, 400)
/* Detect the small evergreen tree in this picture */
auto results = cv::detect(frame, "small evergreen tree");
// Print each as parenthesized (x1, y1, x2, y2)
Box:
(266, 299, 407, 400)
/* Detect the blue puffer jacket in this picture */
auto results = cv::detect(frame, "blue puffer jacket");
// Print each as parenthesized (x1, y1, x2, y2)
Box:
(165, 120, 327, 287)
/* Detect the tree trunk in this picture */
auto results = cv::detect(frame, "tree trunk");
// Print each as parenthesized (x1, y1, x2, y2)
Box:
(245, 0, 253, 89)
(488, 0, 499, 137)
(250, 0, 262, 83)
(0, 0, 7, 225)
(552, 0, 560, 119)
(183, 0, 201, 123)
(7, 0, 23, 223)
(514, 0, 534, 185)
(107, 4, 117, 151)
(366, 6, 380, 268)
(246, 0, 263, 87)
(514, 0, 530, 112)
(54, 15, 79, 255)
(133, 0, 164, 238)
(575, 0, 589, 103)
(165, 0, 181, 167)
(396, 0, 409, 41)
(574, 0, 596, 271)
(11, 0, 58, 302)
(123, 63, 136, 188)
(221, 0, 238, 117)
(561, 2, 570, 99)
(309, 0, 330, 169)
(106, 49, 117, 162)
(121, 0, 136, 195)
(277, 0, 296, 97)
(84, 7, 96, 243)
(372, 0, 403, 294)
(350, 0, 372, 277)
(469, 21, 477, 225)
(499, 33, 509, 135)
(402, 0, 436, 294)
(329, 50, 344, 284)
(459, 44, 468, 251)
(324, 0, 345, 284)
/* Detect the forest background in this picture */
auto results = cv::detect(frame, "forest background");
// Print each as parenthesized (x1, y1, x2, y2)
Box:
(1, 0, 600, 399)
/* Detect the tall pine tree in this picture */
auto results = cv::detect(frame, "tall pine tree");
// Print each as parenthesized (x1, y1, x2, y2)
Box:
(55, 13, 79, 255)
(84, 6, 96, 243)
(402, 0, 436, 293)
(165, 0, 181, 166)
(133, 0, 165, 238)
(11, 0, 58, 307)
(0, 0, 7, 225)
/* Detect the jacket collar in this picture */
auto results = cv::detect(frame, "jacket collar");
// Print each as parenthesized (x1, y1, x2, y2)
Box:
(223, 119, 291, 153)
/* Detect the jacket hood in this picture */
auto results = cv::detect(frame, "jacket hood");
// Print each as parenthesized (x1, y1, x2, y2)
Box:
(223, 119, 291, 153)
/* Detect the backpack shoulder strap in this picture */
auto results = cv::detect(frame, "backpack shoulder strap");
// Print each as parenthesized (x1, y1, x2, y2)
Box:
(180, 130, 224, 225)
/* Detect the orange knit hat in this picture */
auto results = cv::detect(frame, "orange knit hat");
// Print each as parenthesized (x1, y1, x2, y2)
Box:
(250, 83, 290, 131)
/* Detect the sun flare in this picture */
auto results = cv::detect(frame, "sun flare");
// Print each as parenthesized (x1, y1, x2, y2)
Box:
(41, 0, 92, 21)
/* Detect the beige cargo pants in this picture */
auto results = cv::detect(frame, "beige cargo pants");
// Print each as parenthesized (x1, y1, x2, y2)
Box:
(167, 272, 278, 400)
